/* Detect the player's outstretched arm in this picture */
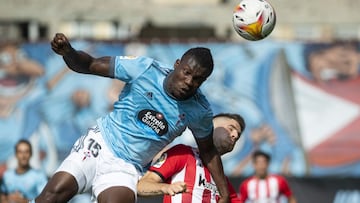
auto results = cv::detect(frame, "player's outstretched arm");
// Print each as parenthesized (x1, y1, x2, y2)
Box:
(137, 171, 187, 197)
(51, 33, 112, 77)
(196, 135, 230, 203)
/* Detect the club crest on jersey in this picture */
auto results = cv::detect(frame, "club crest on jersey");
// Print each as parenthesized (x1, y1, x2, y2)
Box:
(138, 109, 168, 136)
(118, 56, 138, 59)
(152, 152, 167, 168)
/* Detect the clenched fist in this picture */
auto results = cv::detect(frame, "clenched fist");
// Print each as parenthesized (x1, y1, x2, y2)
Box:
(50, 33, 73, 56)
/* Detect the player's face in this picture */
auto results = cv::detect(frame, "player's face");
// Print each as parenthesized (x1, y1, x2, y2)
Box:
(165, 56, 210, 100)
(213, 117, 242, 155)
(253, 156, 269, 178)
(309, 45, 360, 81)
(15, 143, 31, 168)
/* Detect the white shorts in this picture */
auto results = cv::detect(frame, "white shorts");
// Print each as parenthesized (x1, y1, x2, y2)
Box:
(56, 126, 141, 198)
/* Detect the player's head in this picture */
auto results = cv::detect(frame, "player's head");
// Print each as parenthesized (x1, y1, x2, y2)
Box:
(304, 41, 360, 81)
(252, 150, 271, 178)
(15, 139, 32, 168)
(165, 47, 214, 100)
(212, 113, 245, 155)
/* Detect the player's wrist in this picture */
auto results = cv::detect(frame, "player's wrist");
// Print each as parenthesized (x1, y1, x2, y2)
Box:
(62, 46, 76, 57)
(160, 185, 170, 195)
(219, 189, 230, 199)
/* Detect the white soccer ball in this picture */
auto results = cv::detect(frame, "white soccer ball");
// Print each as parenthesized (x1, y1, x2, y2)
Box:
(232, 0, 276, 41)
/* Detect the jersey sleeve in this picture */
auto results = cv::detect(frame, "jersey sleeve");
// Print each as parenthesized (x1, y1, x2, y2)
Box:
(238, 178, 250, 202)
(0, 176, 7, 194)
(227, 178, 243, 203)
(187, 93, 214, 139)
(149, 144, 192, 182)
(36, 171, 48, 195)
(277, 175, 293, 198)
(111, 56, 154, 82)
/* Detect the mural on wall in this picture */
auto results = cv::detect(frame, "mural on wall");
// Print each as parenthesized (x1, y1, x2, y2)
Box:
(1, 40, 359, 178)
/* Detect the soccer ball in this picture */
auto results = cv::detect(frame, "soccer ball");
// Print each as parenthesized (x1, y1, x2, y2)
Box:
(232, 0, 276, 41)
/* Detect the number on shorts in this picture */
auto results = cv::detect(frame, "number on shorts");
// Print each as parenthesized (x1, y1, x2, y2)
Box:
(88, 138, 102, 157)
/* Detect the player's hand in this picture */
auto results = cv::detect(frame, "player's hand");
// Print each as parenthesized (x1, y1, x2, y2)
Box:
(51, 33, 73, 56)
(162, 181, 187, 196)
(7, 191, 28, 203)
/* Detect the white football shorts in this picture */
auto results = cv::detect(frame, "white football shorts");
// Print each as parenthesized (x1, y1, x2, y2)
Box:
(55, 126, 141, 198)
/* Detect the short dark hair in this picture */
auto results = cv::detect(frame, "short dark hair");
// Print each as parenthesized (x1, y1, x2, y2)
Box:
(252, 150, 271, 162)
(213, 113, 246, 132)
(181, 47, 214, 74)
(15, 139, 32, 156)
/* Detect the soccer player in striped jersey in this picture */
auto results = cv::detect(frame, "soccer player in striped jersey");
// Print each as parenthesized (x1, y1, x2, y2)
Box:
(238, 150, 297, 203)
(137, 113, 245, 203)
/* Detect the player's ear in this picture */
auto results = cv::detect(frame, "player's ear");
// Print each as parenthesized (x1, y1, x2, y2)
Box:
(174, 59, 180, 69)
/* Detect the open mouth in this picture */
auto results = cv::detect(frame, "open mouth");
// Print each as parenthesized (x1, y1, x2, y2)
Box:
(0, 72, 31, 96)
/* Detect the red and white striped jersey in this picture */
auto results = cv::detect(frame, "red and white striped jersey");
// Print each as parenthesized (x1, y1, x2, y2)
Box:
(238, 174, 293, 203)
(149, 144, 240, 203)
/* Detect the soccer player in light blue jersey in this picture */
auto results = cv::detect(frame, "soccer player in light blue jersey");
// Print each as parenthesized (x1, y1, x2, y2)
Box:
(1, 139, 47, 203)
(34, 33, 230, 203)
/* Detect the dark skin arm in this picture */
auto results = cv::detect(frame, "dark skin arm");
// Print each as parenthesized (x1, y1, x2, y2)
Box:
(196, 134, 230, 203)
(50, 33, 112, 77)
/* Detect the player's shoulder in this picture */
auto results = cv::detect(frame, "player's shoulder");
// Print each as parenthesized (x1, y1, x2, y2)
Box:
(169, 144, 193, 154)
(165, 144, 196, 160)
(2, 169, 15, 178)
(193, 89, 211, 108)
(241, 175, 257, 185)
(269, 174, 288, 182)
(28, 168, 47, 177)
(152, 59, 173, 75)
(115, 55, 155, 69)
(151, 144, 193, 169)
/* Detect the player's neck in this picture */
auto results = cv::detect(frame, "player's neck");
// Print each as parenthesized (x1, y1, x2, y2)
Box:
(163, 74, 178, 100)
(16, 165, 31, 174)
(255, 173, 268, 179)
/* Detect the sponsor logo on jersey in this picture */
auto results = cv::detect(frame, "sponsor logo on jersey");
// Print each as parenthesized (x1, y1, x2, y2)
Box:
(152, 152, 167, 168)
(198, 174, 219, 194)
(138, 109, 168, 136)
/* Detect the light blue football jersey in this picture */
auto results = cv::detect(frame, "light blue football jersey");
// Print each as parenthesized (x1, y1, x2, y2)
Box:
(97, 56, 213, 172)
(1, 168, 47, 200)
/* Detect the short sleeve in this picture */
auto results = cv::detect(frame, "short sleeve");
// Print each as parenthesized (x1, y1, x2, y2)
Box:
(227, 178, 242, 203)
(187, 93, 214, 139)
(149, 145, 192, 181)
(238, 178, 250, 202)
(0, 177, 7, 194)
(277, 175, 293, 197)
(112, 56, 154, 82)
(36, 171, 48, 195)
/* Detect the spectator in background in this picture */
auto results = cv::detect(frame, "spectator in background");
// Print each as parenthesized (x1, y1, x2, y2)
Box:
(137, 113, 245, 203)
(238, 150, 296, 203)
(0, 42, 45, 178)
(1, 139, 47, 203)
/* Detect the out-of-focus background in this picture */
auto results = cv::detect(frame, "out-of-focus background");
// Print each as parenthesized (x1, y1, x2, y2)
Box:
(1, 0, 360, 202)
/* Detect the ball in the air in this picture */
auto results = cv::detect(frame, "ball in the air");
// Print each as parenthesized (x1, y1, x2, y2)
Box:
(232, 0, 276, 41)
